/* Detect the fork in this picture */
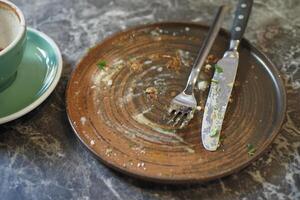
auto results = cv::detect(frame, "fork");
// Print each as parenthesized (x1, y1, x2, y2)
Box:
(168, 6, 227, 128)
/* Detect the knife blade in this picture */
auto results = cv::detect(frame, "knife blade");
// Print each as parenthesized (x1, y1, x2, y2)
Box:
(201, 0, 253, 151)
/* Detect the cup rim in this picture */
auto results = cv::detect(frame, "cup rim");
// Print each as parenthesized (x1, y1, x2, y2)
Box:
(0, 0, 26, 56)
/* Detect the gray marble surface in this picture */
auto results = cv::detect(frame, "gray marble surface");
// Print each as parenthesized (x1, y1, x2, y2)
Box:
(1, 0, 300, 199)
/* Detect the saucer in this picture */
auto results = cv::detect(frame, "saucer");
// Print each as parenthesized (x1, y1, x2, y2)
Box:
(0, 27, 62, 124)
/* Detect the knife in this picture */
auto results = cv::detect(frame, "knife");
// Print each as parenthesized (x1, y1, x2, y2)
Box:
(201, 0, 253, 151)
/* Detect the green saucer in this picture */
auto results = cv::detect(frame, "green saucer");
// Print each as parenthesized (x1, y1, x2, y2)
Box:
(0, 28, 62, 124)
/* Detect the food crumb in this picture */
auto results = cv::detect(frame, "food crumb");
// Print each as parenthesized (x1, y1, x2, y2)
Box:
(157, 67, 163, 72)
(137, 162, 145, 168)
(145, 87, 158, 100)
(107, 80, 113, 86)
(185, 27, 190, 31)
(129, 60, 142, 72)
(105, 148, 113, 156)
(80, 117, 87, 125)
(90, 140, 95, 146)
(204, 64, 212, 71)
(144, 60, 152, 65)
(171, 91, 177, 97)
(187, 148, 195, 153)
(166, 54, 181, 71)
(206, 54, 218, 64)
(196, 106, 202, 111)
(197, 81, 208, 91)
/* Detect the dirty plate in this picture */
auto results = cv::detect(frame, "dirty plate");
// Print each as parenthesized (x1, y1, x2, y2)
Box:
(66, 22, 286, 183)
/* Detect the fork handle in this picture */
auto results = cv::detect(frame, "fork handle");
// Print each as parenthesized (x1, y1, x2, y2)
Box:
(184, 6, 227, 94)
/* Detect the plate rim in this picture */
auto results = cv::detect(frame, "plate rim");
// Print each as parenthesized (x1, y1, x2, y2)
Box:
(66, 22, 286, 183)
(0, 27, 63, 124)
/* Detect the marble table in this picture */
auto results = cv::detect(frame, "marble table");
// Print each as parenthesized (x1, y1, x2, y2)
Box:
(1, 0, 299, 199)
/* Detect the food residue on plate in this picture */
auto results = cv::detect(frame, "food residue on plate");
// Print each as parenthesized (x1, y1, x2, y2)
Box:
(196, 106, 202, 111)
(214, 64, 224, 73)
(129, 59, 143, 72)
(204, 64, 212, 72)
(197, 80, 208, 91)
(80, 116, 87, 125)
(92, 59, 125, 87)
(157, 67, 163, 72)
(247, 144, 256, 156)
(97, 60, 107, 70)
(145, 86, 158, 100)
(206, 54, 218, 64)
(166, 53, 181, 71)
(105, 148, 113, 156)
(107, 79, 113, 86)
(144, 60, 153, 65)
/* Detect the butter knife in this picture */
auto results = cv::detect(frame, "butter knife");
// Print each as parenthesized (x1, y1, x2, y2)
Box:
(201, 0, 253, 151)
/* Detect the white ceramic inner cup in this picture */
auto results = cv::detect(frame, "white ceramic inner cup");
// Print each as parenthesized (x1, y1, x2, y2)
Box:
(0, 0, 25, 53)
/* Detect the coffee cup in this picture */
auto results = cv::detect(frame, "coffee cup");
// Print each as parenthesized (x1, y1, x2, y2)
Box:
(0, 0, 26, 91)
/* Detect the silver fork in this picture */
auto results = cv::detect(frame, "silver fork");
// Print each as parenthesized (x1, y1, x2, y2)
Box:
(168, 6, 227, 128)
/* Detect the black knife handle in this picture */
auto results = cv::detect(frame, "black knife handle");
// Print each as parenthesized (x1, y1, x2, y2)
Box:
(231, 0, 253, 40)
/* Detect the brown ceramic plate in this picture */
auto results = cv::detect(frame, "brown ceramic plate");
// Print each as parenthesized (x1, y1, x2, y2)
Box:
(66, 22, 286, 183)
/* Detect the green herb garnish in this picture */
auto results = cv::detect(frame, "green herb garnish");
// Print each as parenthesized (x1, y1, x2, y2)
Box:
(247, 144, 256, 156)
(217, 135, 226, 147)
(219, 135, 226, 143)
(214, 65, 223, 73)
(97, 60, 107, 70)
(211, 79, 219, 84)
(129, 143, 135, 148)
(209, 128, 219, 137)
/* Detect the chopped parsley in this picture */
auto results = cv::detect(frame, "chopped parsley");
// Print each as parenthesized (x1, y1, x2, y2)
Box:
(211, 79, 219, 84)
(210, 128, 219, 137)
(217, 135, 226, 148)
(219, 135, 226, 143)
(97, 60, 107, 70)
(128, 143, 135, 148)
(247, 144, 256, 156)
(214, 65, 223, 73)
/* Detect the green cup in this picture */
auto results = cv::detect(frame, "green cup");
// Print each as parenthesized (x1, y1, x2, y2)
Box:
(0, 0, 26, 91)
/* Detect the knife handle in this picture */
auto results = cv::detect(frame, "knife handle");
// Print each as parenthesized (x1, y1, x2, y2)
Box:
(230, 0, 253, 40)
